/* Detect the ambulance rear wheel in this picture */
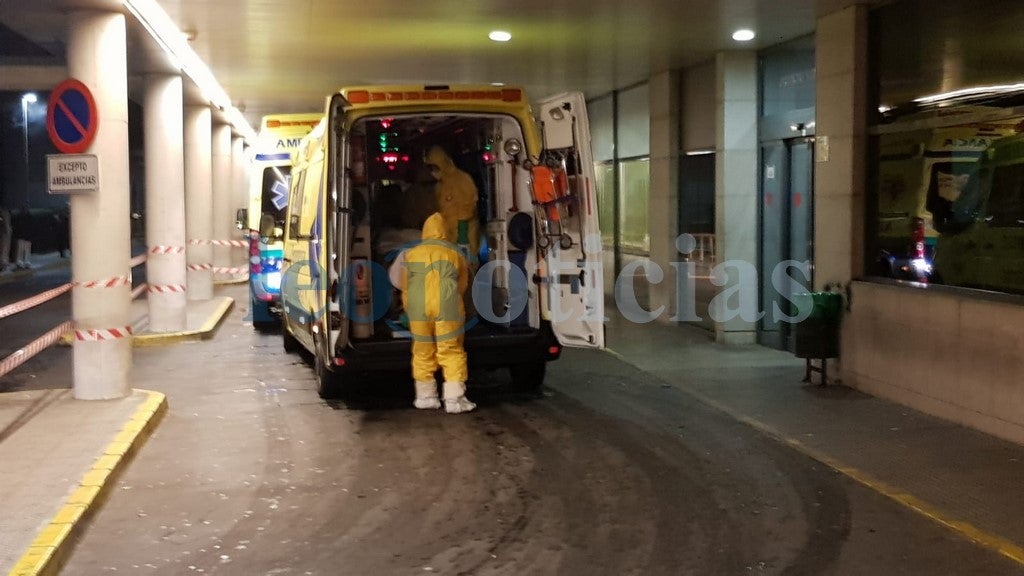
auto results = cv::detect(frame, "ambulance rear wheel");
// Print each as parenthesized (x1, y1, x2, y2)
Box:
(315, 336, 342, 399)
(282, 324, 301, 354)
(510, 361, 546, 392)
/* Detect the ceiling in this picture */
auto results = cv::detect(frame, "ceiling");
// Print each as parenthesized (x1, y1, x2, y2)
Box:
(9, 0, 1024, 136)
(6, 0, 1024, 134)
(874, 0, 1024, 108)
(0, 0, 875, 132)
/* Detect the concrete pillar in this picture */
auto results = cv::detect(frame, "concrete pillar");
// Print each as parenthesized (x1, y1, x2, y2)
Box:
(231, 135, 249, 276)
(648, 71, 681, 323)
(713, 51, 759, 345)
(815, 5, 869, 288)
(67, 11, 131, 399)
(143, 74, 187, 332)
(211, 122, 233, 281)
(184, 105, 214, 300)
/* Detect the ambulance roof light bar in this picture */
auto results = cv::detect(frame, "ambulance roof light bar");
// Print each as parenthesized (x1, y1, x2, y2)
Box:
(344, 86, 524, 105)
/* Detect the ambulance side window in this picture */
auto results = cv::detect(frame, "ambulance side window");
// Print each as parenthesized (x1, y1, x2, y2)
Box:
(298, 161, 323, 238)
(289, 170, 307, 239)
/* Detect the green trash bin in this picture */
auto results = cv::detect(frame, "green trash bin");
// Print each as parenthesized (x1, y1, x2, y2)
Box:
(792, 292, 842, 359)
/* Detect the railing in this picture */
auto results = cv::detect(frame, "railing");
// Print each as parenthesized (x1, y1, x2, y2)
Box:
(0, 282, 74, 378)
(129, 253, 148, 298)
(0, 254, 148, 379)
(2, 235, 256, 379)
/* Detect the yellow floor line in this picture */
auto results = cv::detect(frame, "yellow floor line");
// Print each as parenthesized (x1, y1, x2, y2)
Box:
(7, 390, 168, 576)
(604, 347, 1024, 567)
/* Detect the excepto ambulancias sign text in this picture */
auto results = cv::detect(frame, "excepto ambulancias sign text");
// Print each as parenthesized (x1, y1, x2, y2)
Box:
(47, 154, 99, 194)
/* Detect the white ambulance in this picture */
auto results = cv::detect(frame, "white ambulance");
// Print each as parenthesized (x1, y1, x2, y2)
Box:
(244, 113, 322, 326)
(281, 85, 604, 397)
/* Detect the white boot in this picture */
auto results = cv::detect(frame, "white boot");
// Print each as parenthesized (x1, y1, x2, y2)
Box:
(443, 381, 476, 414)
(413, 380, 441, 410)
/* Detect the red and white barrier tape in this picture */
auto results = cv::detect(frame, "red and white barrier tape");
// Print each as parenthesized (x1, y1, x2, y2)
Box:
(131, 283, 148, 299)
(74, 326, 133, 342)
(74, 275, 131, 289)
(187, 263, 212, 271)
(147, 284, 186, 294)
(149, 245, 185, 255)
(0, 321, 73, 379)
(212, 266, 248, 275)
(0, 284, 73, 320)
(189, 239, 247, 247)
(129, 254, 147, 268)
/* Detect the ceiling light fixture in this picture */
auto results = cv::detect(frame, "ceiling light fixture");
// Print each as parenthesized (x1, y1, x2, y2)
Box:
(732, 29, 756, 42)
(122, 0, 257, 142)
(489, 30, 512, 42)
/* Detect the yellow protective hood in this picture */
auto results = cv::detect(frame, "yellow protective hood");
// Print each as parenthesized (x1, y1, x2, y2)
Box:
(425, 145, 456, 175)
(421, 212, 447, 240)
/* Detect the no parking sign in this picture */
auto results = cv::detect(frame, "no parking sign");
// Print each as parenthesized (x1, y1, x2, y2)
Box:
(46, 78, 98, 153)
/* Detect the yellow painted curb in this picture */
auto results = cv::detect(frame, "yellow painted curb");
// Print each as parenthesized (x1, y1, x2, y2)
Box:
(130, 298, 234, 347)
(6, 389, 168, 576)
(59, 299, 234, 348)
(606, 346, 1024, 568)
(197, 297, 235, 337)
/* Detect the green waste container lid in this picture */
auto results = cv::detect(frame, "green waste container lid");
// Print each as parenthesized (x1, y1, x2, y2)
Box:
(792, 291, 842, 321)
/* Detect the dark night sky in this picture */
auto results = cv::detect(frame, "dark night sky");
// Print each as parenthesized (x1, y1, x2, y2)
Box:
(0, 91, 144, 212)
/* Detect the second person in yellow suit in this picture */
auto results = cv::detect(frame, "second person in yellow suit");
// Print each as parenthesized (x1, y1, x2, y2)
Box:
(401, 212, 476, 414)
(424, 145, 480, 257)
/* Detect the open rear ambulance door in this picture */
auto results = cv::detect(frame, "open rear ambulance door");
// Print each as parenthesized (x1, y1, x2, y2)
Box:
(327, 95, 351, 357)
(536, 92, 605, 349)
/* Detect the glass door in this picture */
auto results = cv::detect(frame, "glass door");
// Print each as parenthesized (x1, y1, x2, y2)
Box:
(759, 137, 815, 351)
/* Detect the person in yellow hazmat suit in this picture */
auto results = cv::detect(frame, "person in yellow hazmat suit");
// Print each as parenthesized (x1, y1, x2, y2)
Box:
(399, 163, 439, 230)
(424, 145, 480, 256)
(401, 212, 476, 414)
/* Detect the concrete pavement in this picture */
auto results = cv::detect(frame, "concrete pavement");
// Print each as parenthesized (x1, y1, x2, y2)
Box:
(0, 389, 165, 576)
(604, 314, 1024, 567)
(2, 274, 1024, 572)
(0, 269, 234, 575)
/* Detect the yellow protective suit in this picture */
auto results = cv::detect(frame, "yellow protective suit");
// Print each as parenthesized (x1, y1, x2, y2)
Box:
(425, 146, 480, 257)
(401, 213, 469, 386)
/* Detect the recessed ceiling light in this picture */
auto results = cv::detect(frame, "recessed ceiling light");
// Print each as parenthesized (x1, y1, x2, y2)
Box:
(489, 30, 512, 42)
(732, 29, 756, 42)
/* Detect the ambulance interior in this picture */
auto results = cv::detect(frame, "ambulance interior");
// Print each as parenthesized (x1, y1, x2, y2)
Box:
(345, 113, 555, 341)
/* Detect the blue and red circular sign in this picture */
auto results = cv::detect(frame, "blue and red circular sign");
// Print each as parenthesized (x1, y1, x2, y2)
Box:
(46, 78, 98, 154)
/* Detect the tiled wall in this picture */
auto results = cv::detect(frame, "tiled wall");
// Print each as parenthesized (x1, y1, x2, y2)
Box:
(844, 281, 1024, 445)
(814, 5, 868, 290)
